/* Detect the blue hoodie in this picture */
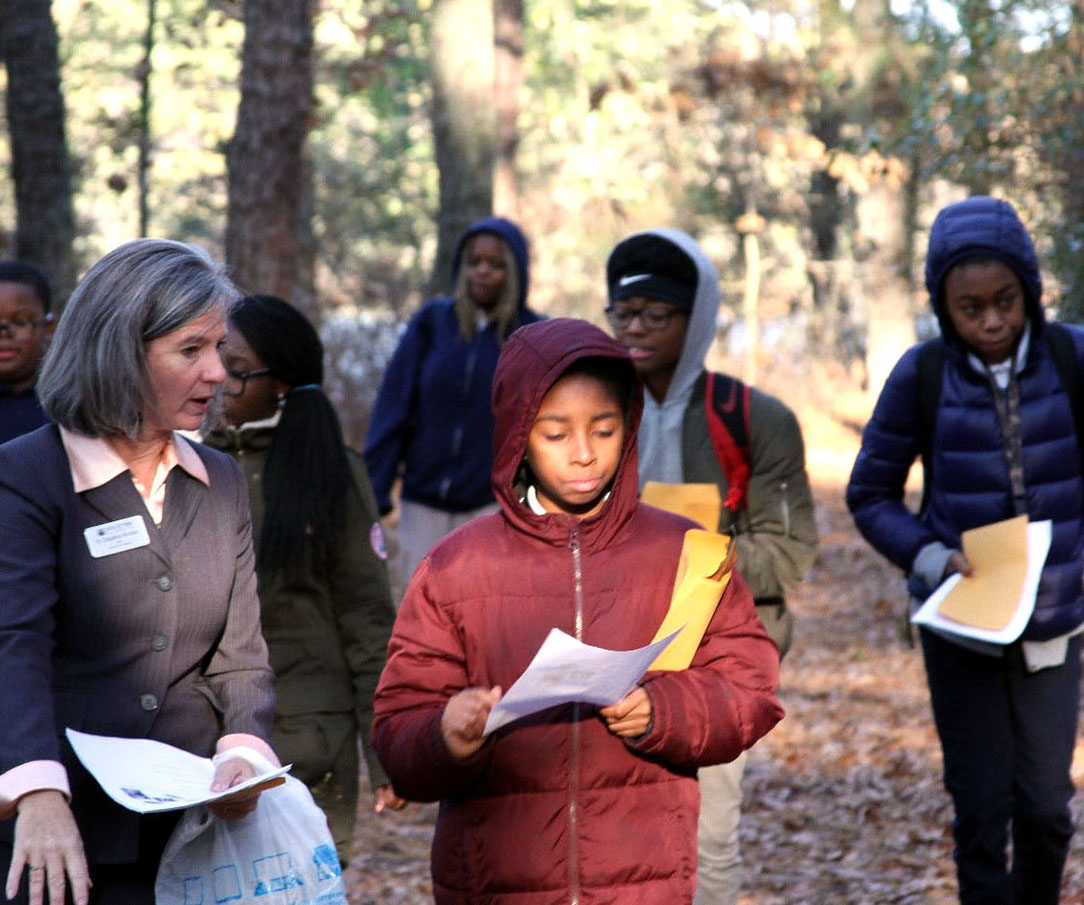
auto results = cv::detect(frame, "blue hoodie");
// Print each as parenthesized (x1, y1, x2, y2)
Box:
(847, 196, 1084, 640)
(364, 217, 543, 514)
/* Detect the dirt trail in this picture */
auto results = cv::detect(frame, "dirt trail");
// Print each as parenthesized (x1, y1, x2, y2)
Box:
(343, 379, 1084, 905)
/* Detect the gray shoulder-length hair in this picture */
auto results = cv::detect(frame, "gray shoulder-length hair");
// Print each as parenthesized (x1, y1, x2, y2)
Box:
(37, 238, 240, 438)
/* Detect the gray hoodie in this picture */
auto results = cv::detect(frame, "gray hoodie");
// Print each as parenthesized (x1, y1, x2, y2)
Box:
(628, 228, 722, 486)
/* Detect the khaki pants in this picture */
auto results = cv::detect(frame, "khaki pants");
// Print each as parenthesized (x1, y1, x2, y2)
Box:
(694, 751, 747, 905)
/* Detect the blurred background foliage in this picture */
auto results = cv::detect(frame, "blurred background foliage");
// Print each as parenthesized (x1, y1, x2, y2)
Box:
(2, 0, 1084, 438)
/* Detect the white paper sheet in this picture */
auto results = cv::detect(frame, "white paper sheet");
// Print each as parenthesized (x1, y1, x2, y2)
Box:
(483, 627, 682, 736)
(65, 728, 291, 814)
(911, 519, 1052, 644)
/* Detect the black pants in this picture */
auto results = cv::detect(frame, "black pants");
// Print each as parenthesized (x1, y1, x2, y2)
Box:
(920, 629, 1081, 905)
(1, 812, 178, 905)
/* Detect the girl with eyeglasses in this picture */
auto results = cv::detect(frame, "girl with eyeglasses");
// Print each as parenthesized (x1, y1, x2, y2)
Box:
(0, 261, 55, 445)
(203, 294, 404, 866)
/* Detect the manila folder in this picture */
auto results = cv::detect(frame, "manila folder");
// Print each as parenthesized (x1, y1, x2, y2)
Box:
(648, 529, 735, 671)
(642, 481, 722, 532)
(937, 514, 1029, 632)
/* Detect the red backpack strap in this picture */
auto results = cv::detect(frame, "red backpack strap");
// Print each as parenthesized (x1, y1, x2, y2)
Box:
(705, 371, 752, 512)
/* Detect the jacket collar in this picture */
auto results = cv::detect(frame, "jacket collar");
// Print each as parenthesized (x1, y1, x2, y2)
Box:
(60, 426, 208, 493)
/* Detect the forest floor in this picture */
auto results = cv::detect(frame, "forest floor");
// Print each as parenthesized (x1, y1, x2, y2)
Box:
(341, 362, 1084, 905)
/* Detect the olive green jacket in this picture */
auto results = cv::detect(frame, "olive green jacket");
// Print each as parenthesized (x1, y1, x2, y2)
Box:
(204, 424, 395, 787)
(682, 371, 819, 653)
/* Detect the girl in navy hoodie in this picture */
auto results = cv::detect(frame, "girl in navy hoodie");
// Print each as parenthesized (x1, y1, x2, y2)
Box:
(848, 197, 1084, 905)
(364, 218, 543, 597)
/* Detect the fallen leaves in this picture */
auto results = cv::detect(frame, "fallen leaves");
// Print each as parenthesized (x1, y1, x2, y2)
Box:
(344, 481, 1084, 904)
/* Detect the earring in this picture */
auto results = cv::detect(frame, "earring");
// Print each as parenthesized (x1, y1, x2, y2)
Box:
(277, 393, 286, 409)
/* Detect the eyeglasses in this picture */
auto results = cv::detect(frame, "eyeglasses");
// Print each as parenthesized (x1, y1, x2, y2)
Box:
(604, 304, 684, 332)
(222, 367, 273, 397)
(0, 314, 51, 339)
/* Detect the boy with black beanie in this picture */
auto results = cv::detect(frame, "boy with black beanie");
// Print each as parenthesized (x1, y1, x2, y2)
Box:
(605, 228, 818, 905)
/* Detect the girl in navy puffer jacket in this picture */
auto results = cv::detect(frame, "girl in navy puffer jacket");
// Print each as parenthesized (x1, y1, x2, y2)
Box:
(847, 196, 1084, 905)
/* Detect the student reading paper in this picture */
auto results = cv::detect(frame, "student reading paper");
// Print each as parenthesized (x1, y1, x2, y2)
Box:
(372, 318, 782, 905)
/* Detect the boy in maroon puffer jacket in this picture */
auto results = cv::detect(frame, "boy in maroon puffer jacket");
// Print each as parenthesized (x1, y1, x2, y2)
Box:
(373, 318, 782, 905)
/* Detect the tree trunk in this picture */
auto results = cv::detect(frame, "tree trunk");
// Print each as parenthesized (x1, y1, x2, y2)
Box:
(1054, 0, 1084, 323)
(226, 0, 315, 317)
(137, 0, 156, 237)
(426, 0, 496, 297)
(1, 0, 76, 304)
(493, 0, 522, 220)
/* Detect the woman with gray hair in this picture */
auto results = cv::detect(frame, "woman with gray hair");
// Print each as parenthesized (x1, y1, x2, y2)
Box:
(0, 239, 278, 905)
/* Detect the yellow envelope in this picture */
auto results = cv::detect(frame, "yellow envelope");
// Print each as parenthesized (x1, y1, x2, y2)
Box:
(648, 529, 736, 671)
(937, 514, 1029, 631)
(642, 482, 722, 532)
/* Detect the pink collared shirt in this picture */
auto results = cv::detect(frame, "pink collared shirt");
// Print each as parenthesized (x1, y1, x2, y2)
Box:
(60, 427, 210, 524)
(0, 430, 276, 819)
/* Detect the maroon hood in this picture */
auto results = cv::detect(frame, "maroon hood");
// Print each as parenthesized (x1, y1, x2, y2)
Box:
(491, 318, 642, 548)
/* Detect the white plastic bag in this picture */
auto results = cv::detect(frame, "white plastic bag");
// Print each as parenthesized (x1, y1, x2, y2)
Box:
(155, 772, 345, 905)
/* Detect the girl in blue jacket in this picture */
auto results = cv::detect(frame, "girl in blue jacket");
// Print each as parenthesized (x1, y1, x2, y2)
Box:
(364, 218, 543, 597)
(847, 196, 1084, 905)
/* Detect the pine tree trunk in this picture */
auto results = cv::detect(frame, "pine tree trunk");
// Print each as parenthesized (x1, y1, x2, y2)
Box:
(137, 0, 156, 237)
(426, 0, 496, 297)
(1055, 0, 1084, 323)
(1, 0, 76, 304)
(226, 0, 314, 317)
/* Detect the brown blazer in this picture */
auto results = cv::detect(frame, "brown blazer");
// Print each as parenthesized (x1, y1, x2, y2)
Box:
(0, 425, 274, 862)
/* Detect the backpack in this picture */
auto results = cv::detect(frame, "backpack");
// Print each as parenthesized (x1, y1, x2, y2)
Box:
(704, 371, 752, 513)
(914, 322, 1084, 514)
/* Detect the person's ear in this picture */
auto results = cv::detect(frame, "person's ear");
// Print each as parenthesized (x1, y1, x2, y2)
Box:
(272, 378, 291, 405)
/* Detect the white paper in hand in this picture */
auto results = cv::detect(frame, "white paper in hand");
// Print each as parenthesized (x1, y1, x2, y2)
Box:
(65, 729, 290, 813)
(483, 627, 682, 736)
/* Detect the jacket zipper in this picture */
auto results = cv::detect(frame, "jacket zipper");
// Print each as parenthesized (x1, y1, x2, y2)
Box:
(780, 479, 790, 535)
(568, 527, 583, 905)
(462, 348, 478, 392)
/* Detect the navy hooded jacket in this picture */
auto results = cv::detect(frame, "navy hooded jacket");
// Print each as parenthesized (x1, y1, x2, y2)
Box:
(846, 196, 1084, 640)
(364, 217, 543, 514)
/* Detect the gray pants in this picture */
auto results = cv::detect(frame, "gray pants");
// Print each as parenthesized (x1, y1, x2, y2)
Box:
(694, 751, 747, 905)
(394, 499, 499, 605)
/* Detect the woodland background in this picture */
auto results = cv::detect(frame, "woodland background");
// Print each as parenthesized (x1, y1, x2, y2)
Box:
(5, 0, 1084, 439)
(8, 4, 1084, 902)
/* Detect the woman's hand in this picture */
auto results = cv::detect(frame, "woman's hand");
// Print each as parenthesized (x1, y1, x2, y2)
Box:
(440, 686, 502, 760)
(599, 686, 653, 739)
(373, 785, 407, 813)
(5, 790, 90, 905)
(208, 756, 261, 820)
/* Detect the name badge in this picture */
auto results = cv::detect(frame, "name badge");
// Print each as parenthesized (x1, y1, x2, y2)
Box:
(84, 515, 151, 558)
